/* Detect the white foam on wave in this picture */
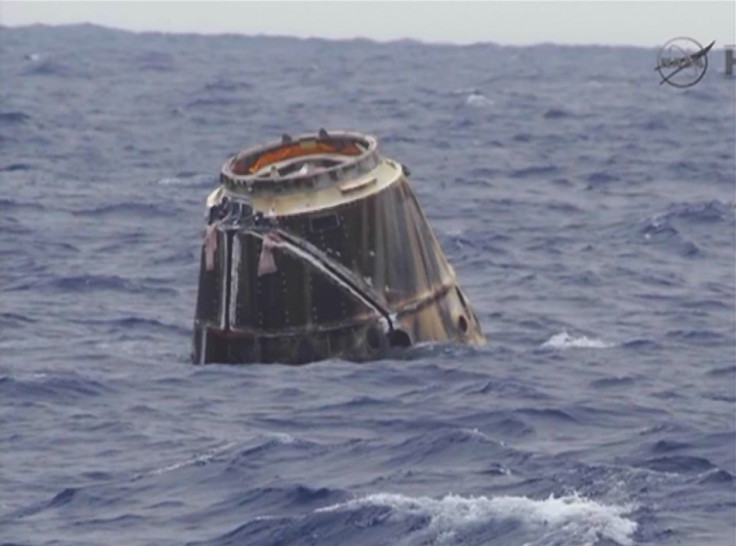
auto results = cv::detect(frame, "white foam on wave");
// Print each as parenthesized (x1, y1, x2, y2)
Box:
(541, 331, 615, 349)
(136, 442, 237, 479)
(156, 175, 213, 187)
(264, 431, 297, 445)
(460, 428, 509, 449)
(465, 92, 494, 108)
(317, 491, 637, 546)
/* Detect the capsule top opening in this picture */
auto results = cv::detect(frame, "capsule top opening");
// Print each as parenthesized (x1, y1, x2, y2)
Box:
(221, 130, 381, 195)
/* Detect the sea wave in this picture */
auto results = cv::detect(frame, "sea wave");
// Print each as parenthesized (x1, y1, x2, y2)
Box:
(317, 491, 638, 546)
(541, 331, 615, 349)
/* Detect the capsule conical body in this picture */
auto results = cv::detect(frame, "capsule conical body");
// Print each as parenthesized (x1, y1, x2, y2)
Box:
(192, 131, 484, 364)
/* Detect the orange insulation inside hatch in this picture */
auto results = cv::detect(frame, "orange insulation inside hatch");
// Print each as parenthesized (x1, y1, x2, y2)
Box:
(247, 140, 363, 174)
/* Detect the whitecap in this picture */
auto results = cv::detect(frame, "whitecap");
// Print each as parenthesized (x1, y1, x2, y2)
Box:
(264, 431, 297, 445)
(318, 491, 637, 545)
(465, 92, 494, 108)
(462, 427, 492, 441)
(458, 428, 508, 449)
(541, 331, 615, 349)
(156, 175, 215, 187)
(136, 442, 237, 479)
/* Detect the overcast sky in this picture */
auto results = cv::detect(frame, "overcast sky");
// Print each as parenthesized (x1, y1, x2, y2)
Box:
(1, 1, 734, 47)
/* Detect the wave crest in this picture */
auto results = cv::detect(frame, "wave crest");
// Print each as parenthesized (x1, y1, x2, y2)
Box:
(318, 491, 637, 545)
(541, 331, 614, 349)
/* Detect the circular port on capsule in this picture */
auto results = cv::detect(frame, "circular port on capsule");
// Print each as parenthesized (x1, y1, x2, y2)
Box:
(388, 329, 412, 348)
(458, 315, 469, 334)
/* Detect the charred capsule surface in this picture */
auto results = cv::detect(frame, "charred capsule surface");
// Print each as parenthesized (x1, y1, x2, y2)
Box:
(192, 130, 484, 364)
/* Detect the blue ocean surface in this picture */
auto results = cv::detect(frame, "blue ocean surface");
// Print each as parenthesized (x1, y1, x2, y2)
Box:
(1, 25, 734, 546)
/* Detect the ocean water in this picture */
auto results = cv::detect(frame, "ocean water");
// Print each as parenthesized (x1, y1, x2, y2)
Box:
(1, 24, 734, 546)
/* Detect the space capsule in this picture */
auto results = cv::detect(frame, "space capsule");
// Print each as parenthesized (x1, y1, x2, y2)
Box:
(192, 130, 484, 364)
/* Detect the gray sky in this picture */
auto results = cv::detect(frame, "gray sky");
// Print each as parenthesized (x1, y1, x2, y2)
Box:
(1, 1, 734, 47)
